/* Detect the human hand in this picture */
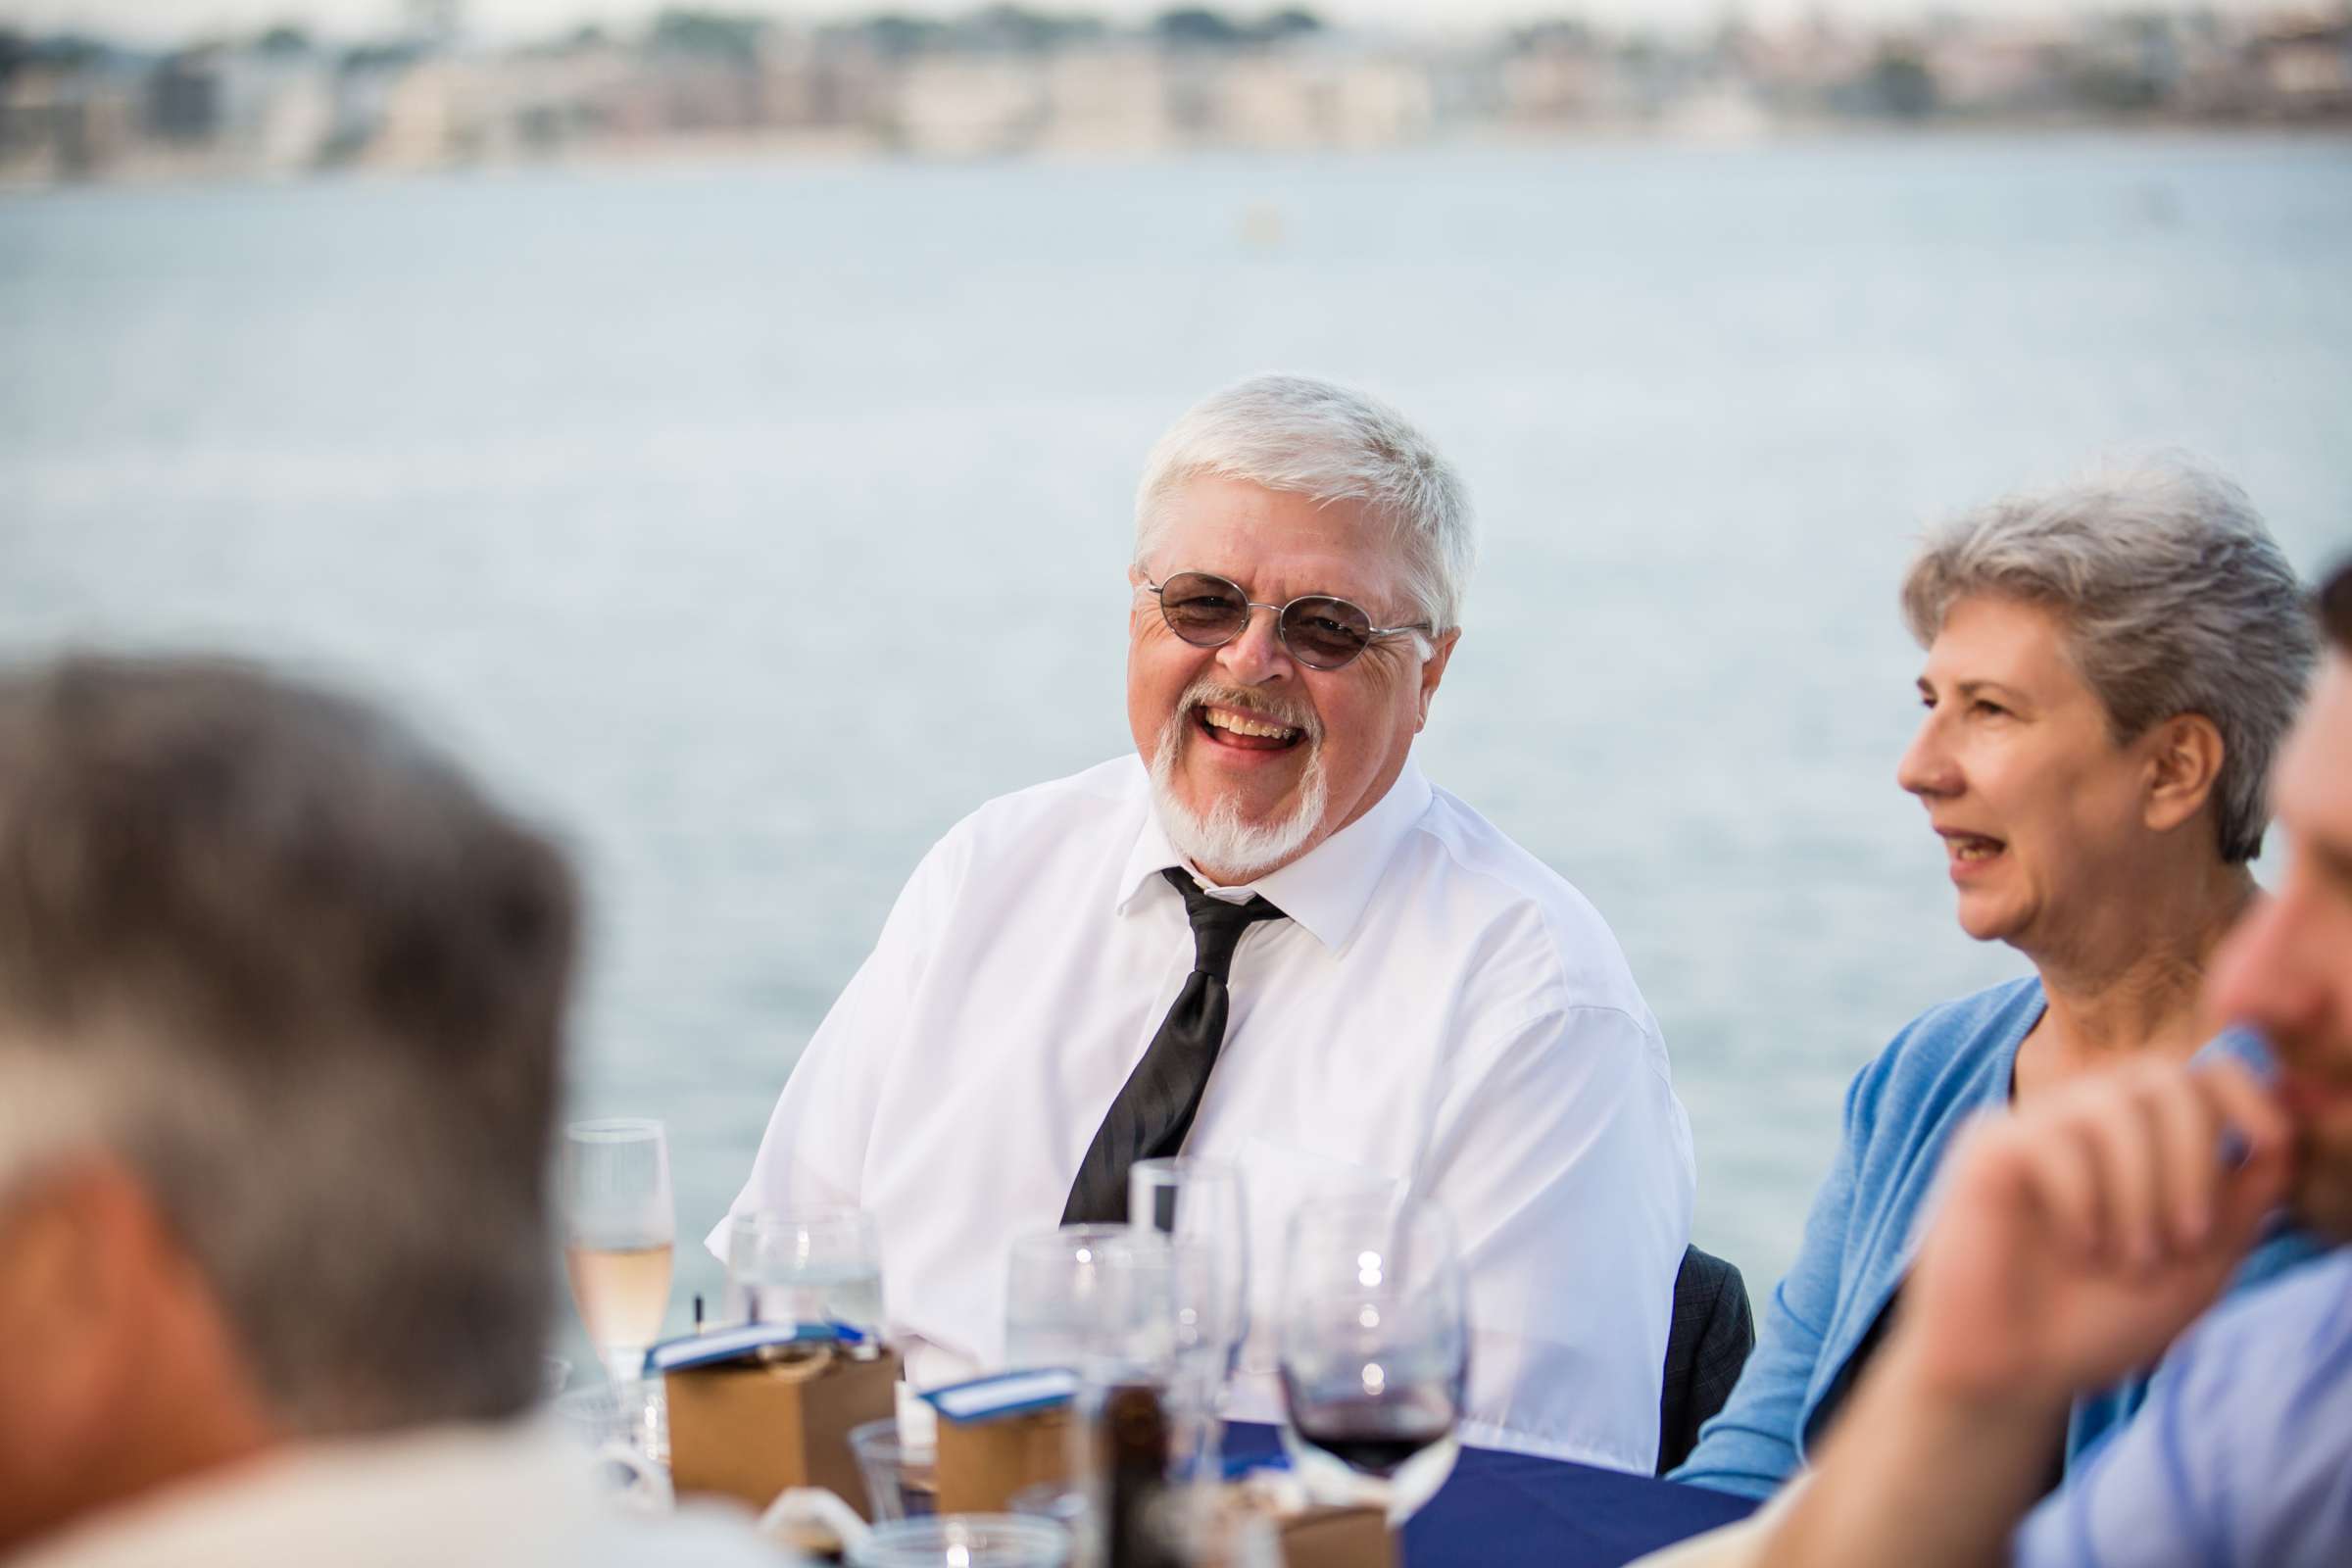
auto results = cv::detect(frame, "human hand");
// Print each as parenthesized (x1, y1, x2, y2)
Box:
(1902, 1059, 2293, 1408)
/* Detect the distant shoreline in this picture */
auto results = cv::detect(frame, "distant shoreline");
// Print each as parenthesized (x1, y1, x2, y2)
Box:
(7, 118, 2349, 201)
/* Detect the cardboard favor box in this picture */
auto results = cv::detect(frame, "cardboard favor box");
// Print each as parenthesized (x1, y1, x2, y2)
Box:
(936, 1405, 1075, 1514)
(660, 1327, 901, 1513)
(1276, 1505, 1394, 1568)
(1213, 1472, 1396, 1568)
(924, 1369, 1082, 1515)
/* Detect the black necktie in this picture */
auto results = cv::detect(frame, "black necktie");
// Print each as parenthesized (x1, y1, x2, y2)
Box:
(1061, 868, 1288, 1225)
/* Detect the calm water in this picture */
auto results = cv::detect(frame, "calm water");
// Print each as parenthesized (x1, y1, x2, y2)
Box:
(5, 136, 2350, 1351)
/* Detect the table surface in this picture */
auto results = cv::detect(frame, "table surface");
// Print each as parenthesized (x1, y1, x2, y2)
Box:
(1223, 1423, 1759, 1568)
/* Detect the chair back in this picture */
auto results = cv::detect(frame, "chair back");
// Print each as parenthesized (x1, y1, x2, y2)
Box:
(1656, 1244, 1756, 1476)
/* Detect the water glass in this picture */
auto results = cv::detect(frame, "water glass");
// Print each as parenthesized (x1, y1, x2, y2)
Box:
(724, 1207, 884, 1339)
(1004, 1224, 1178, 1373)
(848, 1515, 1071, 1567)
(1127, 1158, 1249, 1389)
(1276, 1193, 1467, 1524)
(849, 1416, 938, 1522)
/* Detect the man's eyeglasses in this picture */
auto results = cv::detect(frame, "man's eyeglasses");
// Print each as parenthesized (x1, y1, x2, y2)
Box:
(1142, 570, 1432, 671)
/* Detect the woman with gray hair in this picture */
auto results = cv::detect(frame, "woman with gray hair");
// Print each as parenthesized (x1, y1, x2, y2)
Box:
(1669, 460, 2328, 1500)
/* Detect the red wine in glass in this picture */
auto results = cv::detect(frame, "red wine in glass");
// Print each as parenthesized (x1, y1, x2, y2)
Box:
(1280, 1373, 1463, 1517)
(1288, 1392, 1457, 1474)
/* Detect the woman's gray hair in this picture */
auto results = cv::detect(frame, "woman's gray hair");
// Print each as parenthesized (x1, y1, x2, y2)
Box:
(1134, 373, 1476, 635)
(1900, 459, 2317, 863)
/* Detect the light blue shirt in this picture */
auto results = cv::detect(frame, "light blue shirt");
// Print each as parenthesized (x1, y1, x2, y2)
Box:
(2014, 1248, 2352, 1567)
(1673, 978, 2326, 1499)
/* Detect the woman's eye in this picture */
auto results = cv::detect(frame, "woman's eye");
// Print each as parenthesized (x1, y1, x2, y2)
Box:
(1972, 700, 2008, 717)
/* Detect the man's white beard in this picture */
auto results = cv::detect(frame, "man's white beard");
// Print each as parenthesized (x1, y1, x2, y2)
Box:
(1148, 704, 1329, 883)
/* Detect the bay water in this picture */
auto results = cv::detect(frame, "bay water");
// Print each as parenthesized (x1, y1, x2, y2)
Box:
(5, 134, 2349, 1357)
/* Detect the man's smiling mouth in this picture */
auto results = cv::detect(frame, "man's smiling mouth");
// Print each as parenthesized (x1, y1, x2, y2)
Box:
(1194, 704, 1306, 751)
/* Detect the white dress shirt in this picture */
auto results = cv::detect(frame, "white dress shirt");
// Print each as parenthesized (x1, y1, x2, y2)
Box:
(713, 753, 1694, 1471)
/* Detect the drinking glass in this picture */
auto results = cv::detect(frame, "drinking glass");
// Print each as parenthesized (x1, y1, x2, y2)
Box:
(1275, 1193, 1467, 1524)
(725, 1208, 884, 1340)
(1004, 1224, 1177, 1373)
(848, 1514, 1071, 1568)
(1127, 1158, 1249, 1388)
(561, 1118, 674, 1440)
(850, 1417, 938, 1522)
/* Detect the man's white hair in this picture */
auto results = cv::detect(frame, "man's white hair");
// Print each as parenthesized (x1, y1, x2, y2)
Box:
(1133, 373, 1477, 634)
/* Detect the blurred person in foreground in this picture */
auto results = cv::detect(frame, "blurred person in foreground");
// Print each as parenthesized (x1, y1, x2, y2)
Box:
(717, 373, 1693, 1469)
(1747, 558, 2352, 1566)
(1673, 462, 2323, 1499)
(0, 659, 766, 1566)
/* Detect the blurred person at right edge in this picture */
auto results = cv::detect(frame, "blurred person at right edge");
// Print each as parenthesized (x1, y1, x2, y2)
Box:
(0, 659, 769, 1567)
(1740, 559, 2352, 1566)
(1671, 462, 2326, 1498)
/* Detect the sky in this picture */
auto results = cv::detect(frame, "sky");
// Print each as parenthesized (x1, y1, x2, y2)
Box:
(4, 0, 2301, 48)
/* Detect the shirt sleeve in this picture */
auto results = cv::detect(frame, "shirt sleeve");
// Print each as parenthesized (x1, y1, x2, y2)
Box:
(1414, 1000, 1694, 1472)
(2011, 1260, 2352, 1568)
(1669, 1061, 1874, 1498)
(704, 831, 964, 1260)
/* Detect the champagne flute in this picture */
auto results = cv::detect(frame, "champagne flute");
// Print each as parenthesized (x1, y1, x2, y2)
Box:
(562, 1118, 674, 1441)
(1276, 1193, 1466, 1524)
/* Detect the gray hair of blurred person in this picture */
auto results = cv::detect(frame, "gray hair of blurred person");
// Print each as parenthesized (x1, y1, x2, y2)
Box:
(0, 657, 576, 1434)
(1900, 459, 2317, 863)
(1133, 373, 1477, 638)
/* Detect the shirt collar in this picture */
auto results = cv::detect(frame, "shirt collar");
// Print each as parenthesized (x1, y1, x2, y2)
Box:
(1113, 757, 1434, 953)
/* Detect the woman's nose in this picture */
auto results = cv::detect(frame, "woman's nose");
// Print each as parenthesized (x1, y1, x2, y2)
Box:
(1897, 715, 1960, 800)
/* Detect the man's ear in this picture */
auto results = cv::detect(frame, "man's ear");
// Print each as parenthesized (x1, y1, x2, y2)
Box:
(0, 1162, 154, 1530)
(1128, 565, 1152, 636)
(0, 1158, 278, 1553)
(1416, 629, 1461, 730)
(2143, 712, 2227, 837)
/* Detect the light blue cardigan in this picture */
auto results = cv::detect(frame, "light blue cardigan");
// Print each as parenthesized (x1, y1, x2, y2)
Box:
(1670, 976, 2325, 1500)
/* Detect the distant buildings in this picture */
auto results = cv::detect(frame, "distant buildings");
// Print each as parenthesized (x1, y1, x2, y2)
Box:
(1, 5, 2347, 189)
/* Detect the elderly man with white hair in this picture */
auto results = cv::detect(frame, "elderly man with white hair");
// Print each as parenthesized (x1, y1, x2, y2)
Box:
(717, 373, 1694, 1469)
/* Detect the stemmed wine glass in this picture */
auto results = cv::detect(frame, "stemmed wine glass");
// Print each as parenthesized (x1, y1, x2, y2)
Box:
(562, 1118, 674, 1447)
(1276, 1193, 1467, 1524)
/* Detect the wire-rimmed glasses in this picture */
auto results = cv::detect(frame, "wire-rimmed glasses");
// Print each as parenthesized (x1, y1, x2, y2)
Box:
(1142, 571, 1432, 670)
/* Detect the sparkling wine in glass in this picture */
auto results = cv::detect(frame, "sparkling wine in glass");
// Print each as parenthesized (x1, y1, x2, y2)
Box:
(562, 1119, 675, 1410)
(1276, 1193, 1467, 1524)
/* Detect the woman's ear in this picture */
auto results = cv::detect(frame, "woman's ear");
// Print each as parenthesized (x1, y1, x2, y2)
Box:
(2143, 712, 2227, 837)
